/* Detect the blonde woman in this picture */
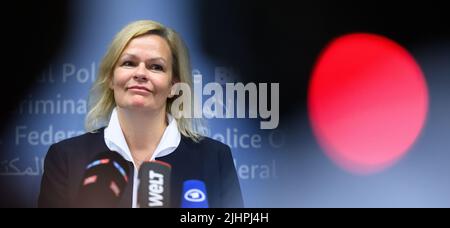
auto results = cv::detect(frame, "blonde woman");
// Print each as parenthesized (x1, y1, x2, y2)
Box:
(38, 20, 243, 208)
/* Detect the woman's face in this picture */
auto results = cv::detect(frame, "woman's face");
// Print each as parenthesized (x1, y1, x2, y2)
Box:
(111, 34, 174, 112)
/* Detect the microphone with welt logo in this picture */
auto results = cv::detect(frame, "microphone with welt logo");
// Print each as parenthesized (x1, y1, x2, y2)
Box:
(138, 160, 172, 208)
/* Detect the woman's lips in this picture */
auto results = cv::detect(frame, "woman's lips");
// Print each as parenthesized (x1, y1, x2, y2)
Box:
(127, 86, 151, 94)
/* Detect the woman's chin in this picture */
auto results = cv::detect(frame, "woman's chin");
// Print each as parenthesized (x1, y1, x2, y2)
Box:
(129, 102, 149, 108)
(127, 97, 150, 107)
(119, 99, 160, 111)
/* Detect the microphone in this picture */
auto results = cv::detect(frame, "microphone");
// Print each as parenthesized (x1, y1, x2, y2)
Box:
(181, 180, 209, 208)
(138, 160, 171, 208)
(76, 151, 130, 207)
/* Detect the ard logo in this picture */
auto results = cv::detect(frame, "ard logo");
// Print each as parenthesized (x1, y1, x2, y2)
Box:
(184, 189, 206, 202)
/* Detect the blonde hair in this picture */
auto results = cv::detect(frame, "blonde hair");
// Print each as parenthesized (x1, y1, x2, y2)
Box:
(85, 20, 203, 142)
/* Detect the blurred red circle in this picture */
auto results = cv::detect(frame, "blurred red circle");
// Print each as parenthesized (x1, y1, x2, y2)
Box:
(308, 33, 428, 174)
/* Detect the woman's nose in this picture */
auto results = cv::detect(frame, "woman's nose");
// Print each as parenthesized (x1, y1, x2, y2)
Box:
(133, 63, 148, 82)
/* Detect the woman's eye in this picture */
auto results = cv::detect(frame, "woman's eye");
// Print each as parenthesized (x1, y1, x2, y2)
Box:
(122, 61, 135, 67)
(149, 64, 164, 71)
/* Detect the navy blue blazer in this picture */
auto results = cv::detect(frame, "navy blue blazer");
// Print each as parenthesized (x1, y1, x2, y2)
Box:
(38, 128, 244, 208)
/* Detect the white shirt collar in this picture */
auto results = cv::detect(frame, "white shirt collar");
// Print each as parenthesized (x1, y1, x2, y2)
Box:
(104, 108, 181, 164)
